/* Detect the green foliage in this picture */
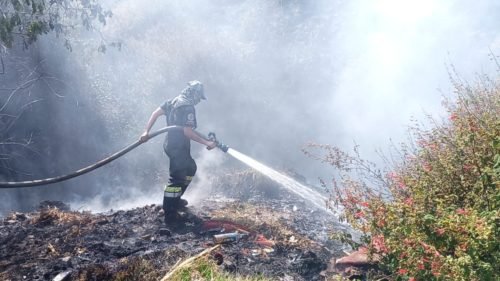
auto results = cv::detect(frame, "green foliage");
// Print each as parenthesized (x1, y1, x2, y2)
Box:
(0, 0, 112, 49)
(307, 76, 500, 280)
(169, 256, 272, 281)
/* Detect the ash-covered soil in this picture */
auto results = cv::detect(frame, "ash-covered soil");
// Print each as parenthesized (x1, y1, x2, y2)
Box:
(0, 170, 351, 281)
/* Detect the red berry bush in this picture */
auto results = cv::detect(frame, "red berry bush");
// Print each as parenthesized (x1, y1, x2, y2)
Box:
(305, 77, 499, 280)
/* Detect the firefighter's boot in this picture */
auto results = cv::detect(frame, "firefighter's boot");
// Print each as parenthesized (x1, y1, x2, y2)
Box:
(179, 198, 188, 209)
(163, 184, 182, 226)
(164, 211, 181, 226)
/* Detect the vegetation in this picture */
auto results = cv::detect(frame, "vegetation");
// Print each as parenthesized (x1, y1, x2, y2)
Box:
(165, 256, 271, 281)
(306, 75, 499, 280)
(87, 243, 271, 281)
(0, 0, 113, 182)
(0, 0, 111, 49)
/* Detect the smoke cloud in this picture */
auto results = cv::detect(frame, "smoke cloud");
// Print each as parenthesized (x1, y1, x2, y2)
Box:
(1, 0, 499, 215)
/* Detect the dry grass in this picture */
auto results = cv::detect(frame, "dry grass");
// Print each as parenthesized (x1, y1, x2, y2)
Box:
(167, 256, 272, 281)
(114, 258, 160, 281)
(210, 202, 318, 250)
(85, 248, 272, 281)
(30, 207, 92, 226)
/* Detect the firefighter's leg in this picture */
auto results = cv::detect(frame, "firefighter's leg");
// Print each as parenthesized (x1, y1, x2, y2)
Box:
(179, 157, 197, 208)
(163, 154, 187, 224)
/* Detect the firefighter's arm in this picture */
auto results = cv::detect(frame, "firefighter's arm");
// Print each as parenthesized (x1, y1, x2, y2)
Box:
(183, 127, 217, 150)
(140, 107, 165, 142)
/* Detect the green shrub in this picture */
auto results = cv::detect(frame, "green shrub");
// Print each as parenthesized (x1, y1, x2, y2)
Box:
(167, 256, 272, 281)
(306, 76, 499, 280)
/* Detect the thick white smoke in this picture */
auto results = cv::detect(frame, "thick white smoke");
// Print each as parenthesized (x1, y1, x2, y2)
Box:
(2, 0, 498, 214)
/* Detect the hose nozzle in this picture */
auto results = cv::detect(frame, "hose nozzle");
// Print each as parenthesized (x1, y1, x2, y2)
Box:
(208, 132, 229, 153)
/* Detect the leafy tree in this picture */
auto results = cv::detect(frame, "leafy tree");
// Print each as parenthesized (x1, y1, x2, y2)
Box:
(0, 0, 112, 50)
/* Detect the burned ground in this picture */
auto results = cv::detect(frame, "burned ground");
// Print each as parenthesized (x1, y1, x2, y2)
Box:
(0, 170, 354, 281)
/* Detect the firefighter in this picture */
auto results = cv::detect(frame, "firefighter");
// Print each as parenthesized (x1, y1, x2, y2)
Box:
(139, 80, 216, 225)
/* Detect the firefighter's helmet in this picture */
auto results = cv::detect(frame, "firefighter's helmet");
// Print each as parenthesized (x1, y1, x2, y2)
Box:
(183, 80, 205, 102)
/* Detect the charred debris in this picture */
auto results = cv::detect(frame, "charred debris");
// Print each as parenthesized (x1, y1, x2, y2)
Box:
(1, 170, 378, 281)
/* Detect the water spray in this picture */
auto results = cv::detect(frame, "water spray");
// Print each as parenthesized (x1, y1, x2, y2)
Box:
(206, 133, 337, 216)
(226, 148, 338, 216)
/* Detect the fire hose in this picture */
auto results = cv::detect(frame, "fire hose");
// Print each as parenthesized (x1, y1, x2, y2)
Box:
(0, 126, 229, 188)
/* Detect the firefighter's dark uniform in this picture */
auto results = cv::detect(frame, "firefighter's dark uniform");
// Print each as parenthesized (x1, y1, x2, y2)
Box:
(161, 100, 197, 220)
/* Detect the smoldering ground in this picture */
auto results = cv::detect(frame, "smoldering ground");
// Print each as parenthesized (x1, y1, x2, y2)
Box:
(1, 0, 499, 215)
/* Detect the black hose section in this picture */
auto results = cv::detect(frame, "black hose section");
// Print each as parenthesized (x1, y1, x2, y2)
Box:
(0, 126, 181, 188)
